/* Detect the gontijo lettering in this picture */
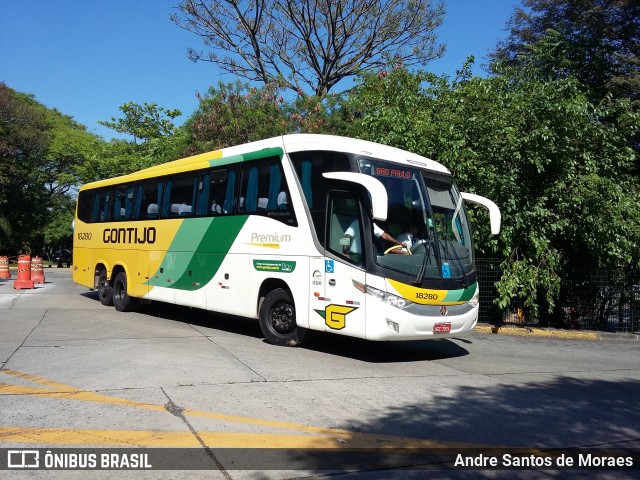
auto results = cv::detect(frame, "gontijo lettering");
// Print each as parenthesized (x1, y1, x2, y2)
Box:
(103, 227, 156, 244)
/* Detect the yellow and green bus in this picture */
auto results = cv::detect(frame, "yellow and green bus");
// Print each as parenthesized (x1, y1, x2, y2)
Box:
(73, 134, 500, 346)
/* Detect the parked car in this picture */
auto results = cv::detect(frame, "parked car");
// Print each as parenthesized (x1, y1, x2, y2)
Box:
(53, 249, 72, 267)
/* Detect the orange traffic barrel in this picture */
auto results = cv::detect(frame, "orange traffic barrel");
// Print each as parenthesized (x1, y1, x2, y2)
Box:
(31, 255, 45, 284)
(13, 255, 35, 289)
(0, 256, 10, 279)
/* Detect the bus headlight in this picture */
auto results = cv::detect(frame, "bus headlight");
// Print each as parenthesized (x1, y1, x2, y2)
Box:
(467, 290, 480, 308)
(353, 281, 414, 310)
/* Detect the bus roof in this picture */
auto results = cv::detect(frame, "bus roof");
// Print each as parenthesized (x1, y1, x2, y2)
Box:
(281, 134, 450, 174)
(79, 134, 450, 190)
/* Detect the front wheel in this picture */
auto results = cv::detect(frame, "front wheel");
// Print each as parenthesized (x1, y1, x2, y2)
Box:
(259, 288, 306, 346)
(112, 272, 137, 312)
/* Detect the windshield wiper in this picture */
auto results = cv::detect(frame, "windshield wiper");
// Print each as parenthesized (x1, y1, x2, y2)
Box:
(412, 233, 434, 287)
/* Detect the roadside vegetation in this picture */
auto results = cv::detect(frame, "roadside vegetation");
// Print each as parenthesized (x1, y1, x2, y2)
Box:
(1, 0, 638, 320)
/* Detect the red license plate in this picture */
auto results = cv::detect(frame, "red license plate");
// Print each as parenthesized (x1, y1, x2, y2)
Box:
(433, 323, 451, 333)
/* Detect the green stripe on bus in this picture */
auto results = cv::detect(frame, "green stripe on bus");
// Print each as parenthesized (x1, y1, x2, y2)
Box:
(148, 216, 248, 291)
(209, 147, 283, 167)
(442, 283, 477, 303)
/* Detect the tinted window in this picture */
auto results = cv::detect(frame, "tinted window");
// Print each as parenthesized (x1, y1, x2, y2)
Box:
(239, 157, 296, 226)
(76, 190, 93, 223)
(162, 173, 196, 218)
(137, 179, 162, 219)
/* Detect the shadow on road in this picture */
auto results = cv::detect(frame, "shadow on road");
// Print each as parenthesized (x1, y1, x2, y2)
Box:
(80, 290, 469, 362)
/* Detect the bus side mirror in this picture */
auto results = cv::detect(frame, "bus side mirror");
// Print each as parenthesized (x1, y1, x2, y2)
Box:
(322, 172, 388, 221)
(460, 192, 501, 235)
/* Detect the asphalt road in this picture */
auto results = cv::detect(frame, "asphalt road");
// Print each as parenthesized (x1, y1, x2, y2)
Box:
(1, 269, 639, 479)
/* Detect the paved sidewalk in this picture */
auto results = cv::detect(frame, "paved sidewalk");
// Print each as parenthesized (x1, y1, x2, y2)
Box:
(475, 323, 640, 341)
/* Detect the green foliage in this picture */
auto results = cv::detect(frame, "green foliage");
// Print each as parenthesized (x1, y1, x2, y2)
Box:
(82, 102, 188, 184)
(98, 102, 182, 143)
(346, 64, 640, 316)
(4, 0, 639, 322)
(183, 81, 346, 154)
(43, 195, 75, 253)
(0, 83, 99, 255)
(185, 82, 287, 153)
(492, 0, 640, 106)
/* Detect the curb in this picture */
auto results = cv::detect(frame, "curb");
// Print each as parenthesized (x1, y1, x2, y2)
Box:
(475, 324, 640, 341)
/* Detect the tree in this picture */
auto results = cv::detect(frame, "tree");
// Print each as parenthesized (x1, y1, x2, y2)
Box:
(0, 83, 100, 255)
(98, 102, 182, 143)
(183, 80, 346, 154)
(171, 0, 445, 95)
(346, 65, 640, 317)
(491, 0, 640, 105)
(79, 102, 187, 184)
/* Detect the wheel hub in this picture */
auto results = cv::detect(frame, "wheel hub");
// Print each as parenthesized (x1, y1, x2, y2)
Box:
(271, 303, 294, 333)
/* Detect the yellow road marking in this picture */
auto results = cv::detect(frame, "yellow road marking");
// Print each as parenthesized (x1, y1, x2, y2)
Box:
(0, 426, 490, 449)
(0, 369, 500, 449)
(0, 369, 348, 435)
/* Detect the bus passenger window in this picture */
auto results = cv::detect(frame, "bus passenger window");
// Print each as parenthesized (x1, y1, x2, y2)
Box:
(207, 169, 229, 215)
(98, 189, 112, 222)
(89, 191, 101, 222)
(239, 157, 296, 225)
(76, 190, 93, 223)
(240, 167, 259, 212)
(114, 185, 129, 221)
(290, 151, 351, 211)
(223, 170, 237, 213)
(195, 172, 210, 216)
(163, 173, 196, 218)
(136, 180, 162, 219)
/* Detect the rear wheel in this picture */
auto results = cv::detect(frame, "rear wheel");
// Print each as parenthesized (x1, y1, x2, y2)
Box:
(97, 269, 113, 306)
(112, 271, 137, 312)
(259, 288, 306, 346)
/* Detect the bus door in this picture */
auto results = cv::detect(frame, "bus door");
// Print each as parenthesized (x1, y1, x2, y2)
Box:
(314, 191, 367, 338)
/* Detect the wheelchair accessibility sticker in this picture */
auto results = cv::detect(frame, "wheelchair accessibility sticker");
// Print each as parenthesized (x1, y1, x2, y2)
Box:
(325, 259, 334, 273)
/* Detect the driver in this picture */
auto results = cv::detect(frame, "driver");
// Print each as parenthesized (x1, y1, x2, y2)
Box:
(343, 218, 407, 262)
(397, 220, 422, 249)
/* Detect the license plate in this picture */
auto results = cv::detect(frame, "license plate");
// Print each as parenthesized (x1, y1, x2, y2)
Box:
(433, 323, 451, 333)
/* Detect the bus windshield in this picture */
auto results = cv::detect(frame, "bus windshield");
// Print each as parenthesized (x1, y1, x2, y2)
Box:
(358, 158, 474, 281)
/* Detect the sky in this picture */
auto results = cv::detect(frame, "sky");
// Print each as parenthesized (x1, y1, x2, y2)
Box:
(1, 0, 521, 140)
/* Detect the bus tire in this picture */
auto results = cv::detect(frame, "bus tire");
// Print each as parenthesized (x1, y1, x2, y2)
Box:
(97, 269, 113, 306)
(259, 288, 306, 346)
(112, 272, 137, 312)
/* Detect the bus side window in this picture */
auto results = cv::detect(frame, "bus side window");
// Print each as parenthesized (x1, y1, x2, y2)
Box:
(162, 179, 173, 217)
(100, 189, 112, 222)
(196, 172, 210, 216)
(239, 158, 296, 225)
(240, 166, 259, 213)
(136, 179, 161, 219)
(290, 151, 351, 238)
(76, 190, 93, 223)
(164, 173, 196, 218)
(290, 151, 351, 211)
(209, 169, 227, 214)
(90, 191, 101, 222)
(223, 170, 237, 213)
(114, 185, 129, 221)
(125, 185, 135, 219)
(133, 185, 143, 219)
